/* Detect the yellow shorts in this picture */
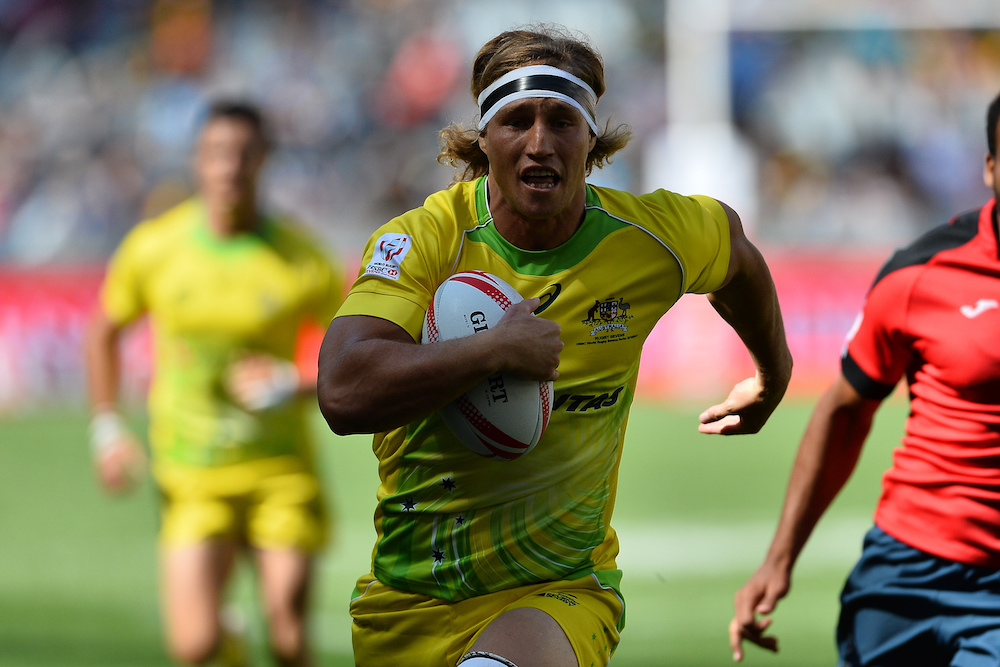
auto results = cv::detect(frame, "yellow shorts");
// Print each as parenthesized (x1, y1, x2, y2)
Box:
(350, 573, 624, 667)
(154, 455, 327, 553)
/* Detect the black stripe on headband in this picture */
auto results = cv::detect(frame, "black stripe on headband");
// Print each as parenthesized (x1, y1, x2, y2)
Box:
(479, 74, 596, 122)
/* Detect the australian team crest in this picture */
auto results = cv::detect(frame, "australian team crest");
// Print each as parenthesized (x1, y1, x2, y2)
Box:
(582, 296, 633, 342)
(590, 297, 626, 321)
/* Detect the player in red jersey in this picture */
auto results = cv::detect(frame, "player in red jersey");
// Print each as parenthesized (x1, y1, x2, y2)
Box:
(730, 90, 1000, 666)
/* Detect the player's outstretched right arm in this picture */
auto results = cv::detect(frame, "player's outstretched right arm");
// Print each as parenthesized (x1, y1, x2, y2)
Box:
(729, 374, 881, 661)
(317, 298, 562, 435)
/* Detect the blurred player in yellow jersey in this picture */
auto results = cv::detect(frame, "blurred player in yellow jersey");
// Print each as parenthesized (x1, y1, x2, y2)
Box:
(84, 100, 344, 667)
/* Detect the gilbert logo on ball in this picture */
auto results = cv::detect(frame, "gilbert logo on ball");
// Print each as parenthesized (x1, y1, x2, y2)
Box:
(421, 271, 553, 460)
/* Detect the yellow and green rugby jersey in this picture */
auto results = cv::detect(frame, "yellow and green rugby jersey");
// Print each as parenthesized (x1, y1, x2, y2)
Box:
(101, 197, 343, 467)
(338, 177, 729, 608)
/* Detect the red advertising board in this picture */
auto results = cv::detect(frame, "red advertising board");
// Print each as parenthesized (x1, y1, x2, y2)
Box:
(636, 249, 884, 401)
(0, 250, 886, 413)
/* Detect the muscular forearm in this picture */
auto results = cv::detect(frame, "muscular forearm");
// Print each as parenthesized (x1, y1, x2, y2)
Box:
(708, 243, 792, 395)
(84, 309, 147, 493)
(85, 310, 123, 413)
(763, 376, 877, 571)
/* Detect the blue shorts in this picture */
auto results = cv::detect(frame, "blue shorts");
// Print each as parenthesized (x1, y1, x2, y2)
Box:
(837, 525, 1000, 667)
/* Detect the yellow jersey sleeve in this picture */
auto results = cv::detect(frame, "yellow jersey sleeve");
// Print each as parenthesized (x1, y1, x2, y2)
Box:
(311, 258, 346, 326)
(284, 225, 345, 328)
(336, 188, 469, 340)
(686, 194, 731, 294)
(101, 218, 159, 325)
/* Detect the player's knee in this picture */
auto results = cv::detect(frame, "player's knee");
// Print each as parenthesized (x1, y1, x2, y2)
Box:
(458, 651, 520, 667)
(267, 626, 306, 665)
(264, 606, 307, 663)
(166, 631, 219, 666)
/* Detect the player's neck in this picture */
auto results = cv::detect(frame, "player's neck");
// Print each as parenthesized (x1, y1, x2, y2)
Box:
(204, 198, 259, 237)
(486, 178, 586, 251)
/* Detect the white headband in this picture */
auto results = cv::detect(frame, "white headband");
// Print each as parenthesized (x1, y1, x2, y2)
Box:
(477, 64, 599, 134)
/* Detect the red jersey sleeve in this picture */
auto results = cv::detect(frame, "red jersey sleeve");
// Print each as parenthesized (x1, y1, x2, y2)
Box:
(841, 266, 918, 400)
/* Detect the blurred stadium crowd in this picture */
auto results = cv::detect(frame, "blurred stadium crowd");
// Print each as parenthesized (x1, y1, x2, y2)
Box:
(0, 0, 664, 263)
(0, 0, 997, 267)
(733, 25, 1000, 245)
(0, 0, 998, 411)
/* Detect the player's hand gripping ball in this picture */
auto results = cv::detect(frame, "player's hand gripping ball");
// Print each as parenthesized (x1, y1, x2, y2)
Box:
(421, 271, 553, 460)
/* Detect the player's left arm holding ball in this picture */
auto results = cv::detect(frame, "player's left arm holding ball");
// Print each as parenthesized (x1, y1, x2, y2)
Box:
(697, 201, 793, 436)
(317, 298, 562, 436)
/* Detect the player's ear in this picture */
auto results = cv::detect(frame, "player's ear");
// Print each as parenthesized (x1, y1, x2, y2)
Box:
(478, 130, 488, 154)
(984, 152, 996, 190)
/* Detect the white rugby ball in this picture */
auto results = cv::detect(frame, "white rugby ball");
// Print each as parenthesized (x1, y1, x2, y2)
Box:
(421, 271, 553, 460)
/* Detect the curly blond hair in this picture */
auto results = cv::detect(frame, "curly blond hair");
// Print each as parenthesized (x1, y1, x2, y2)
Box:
(438, 25, 632, 182)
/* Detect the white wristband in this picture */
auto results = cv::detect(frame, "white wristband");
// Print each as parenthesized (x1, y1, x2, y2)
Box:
(89, 410, 128, 458)
(243, 359, 300, 411)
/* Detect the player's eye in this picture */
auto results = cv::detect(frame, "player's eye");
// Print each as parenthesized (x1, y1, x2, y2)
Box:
(552, 113, 582, 130)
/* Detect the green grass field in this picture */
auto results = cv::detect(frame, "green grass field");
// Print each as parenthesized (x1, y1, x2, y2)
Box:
(0, 397, 907, 666)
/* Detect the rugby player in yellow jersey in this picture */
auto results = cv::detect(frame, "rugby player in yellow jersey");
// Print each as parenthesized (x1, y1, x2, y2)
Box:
(85, 101, 343, 667)
(318, 27, 792, 667)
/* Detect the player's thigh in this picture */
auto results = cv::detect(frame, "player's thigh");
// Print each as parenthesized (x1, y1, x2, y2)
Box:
(943, 571, 1000, 667)
(255, 548, 314, 661)
(161, 541, 239, 652)
(837, 527, 945, 665)
(246, 463, 327, 553)
(837, 601, 944, 666)
(467, 577, 622, 667)
(255, 548, 313, 619)
(350, 576, 456, 667)
(953, 627, 1000, 667)
(158, 469, 242, 546)
(837, 526, 1000, 667)
(350, 574, 622, 667)
(466, 607, 575, 667)
(157, 471, 244, 650)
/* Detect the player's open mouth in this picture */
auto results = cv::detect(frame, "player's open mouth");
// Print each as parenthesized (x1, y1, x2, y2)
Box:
(522, 168, 559, 189)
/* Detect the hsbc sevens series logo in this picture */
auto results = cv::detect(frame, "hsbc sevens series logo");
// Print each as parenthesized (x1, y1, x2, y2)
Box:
(364, 233, 413, 280)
